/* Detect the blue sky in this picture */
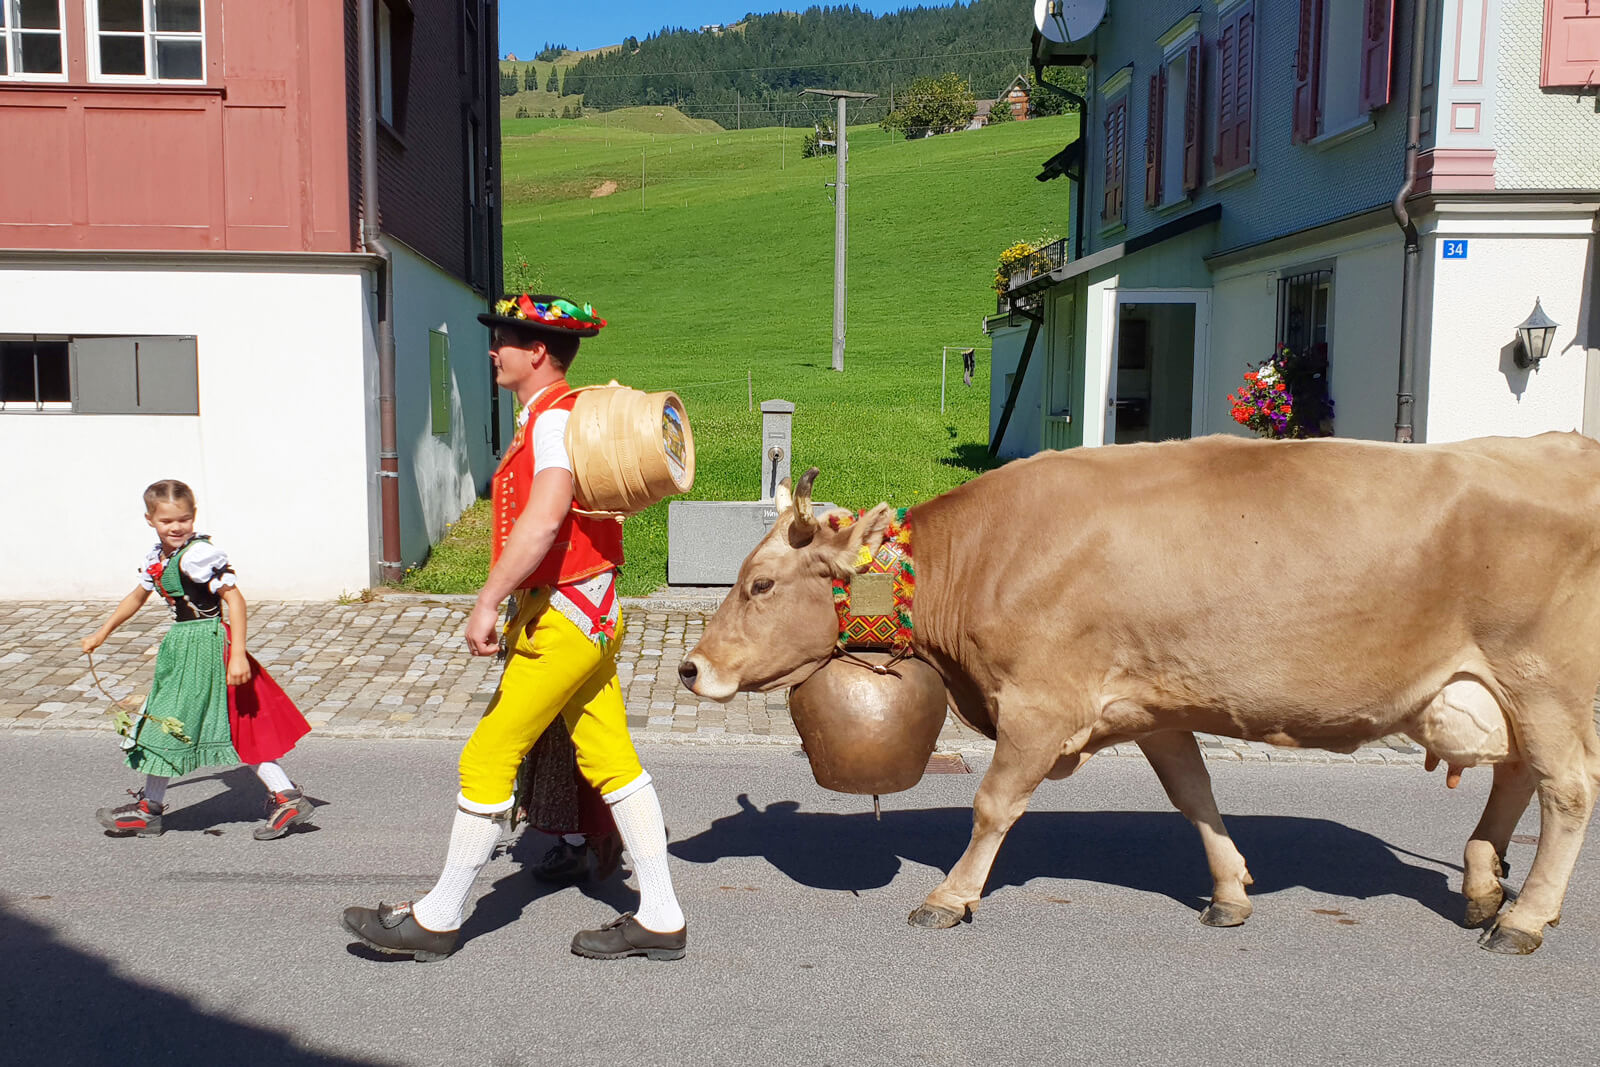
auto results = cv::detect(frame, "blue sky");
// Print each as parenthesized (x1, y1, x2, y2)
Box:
(499, 2, 955, 57)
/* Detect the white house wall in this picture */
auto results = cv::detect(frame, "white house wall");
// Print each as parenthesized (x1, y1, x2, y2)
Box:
(986, 321, 1041, 459)
(386, 239, 494, 567)
(1207, 224, 1405, 443)
(1419, 207, 1596, 442)
(0, 265, 372, 599)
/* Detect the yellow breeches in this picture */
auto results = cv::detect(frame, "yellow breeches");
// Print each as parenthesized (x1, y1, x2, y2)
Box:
(458, 592, 642, 808)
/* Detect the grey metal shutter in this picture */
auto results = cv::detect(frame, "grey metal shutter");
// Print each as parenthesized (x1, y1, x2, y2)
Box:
(70, 336, 198, 415)
(71, 337, 139, 414)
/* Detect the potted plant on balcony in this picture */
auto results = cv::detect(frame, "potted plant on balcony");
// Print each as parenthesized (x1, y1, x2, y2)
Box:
(993, 236, 1062, 294)
(1227, 343, 1334, 439)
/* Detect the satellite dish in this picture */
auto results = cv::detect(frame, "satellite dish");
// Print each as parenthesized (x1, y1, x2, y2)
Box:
(1034, 0, 1107, 44)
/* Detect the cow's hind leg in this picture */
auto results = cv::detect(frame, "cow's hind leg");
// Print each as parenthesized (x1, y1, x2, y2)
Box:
(909, 715, 1064, 929)
(1480, 707, 1599, 955)
(1138, 732, 1255, 927)
(1462, 761, 1536, 928)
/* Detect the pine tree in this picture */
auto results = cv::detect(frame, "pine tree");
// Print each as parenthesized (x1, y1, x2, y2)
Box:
(545, 67, 560, 94)
(523, 64, 536, 91)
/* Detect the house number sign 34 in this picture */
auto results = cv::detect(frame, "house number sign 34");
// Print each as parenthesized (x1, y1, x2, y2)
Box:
(1442, 240, 1469, 259)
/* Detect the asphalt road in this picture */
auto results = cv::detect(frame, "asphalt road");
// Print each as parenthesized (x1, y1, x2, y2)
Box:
(4, 733, 1598, 1067)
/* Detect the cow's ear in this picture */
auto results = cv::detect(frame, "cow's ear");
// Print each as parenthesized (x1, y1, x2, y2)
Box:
(821, 502, 893, 576)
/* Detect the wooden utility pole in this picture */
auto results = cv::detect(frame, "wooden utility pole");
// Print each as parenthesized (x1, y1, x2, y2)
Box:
(801, 88, 876, 372)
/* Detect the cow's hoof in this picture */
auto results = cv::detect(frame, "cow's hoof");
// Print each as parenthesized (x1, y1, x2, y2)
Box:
(1198, 901, 1251, 928)
(1478, 923, 1542, 955)
(907, 904, 968, 929)
(1463, 893, 1504, 929)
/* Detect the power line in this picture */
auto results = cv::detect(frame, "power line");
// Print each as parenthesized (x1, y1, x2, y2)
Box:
(559, 46, 1024, 79)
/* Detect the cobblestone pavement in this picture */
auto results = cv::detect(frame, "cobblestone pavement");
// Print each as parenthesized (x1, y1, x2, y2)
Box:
(0, 593, 1439, 765)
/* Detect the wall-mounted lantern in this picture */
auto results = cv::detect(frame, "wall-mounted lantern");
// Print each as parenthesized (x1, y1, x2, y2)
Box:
(1514, 299, 1560, 370)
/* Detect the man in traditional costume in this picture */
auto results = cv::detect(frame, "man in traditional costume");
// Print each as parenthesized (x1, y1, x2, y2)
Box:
(342, 294, 686, 962)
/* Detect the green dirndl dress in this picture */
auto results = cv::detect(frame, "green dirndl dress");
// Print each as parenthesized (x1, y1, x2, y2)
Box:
(123, 541, 242, 777)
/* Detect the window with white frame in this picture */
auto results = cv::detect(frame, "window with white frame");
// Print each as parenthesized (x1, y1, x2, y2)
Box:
(2, 0, 67, 80)
(1292, 0, 1395, 143)
(89, 0, 205, 82)
(0, 337, 70, 409)
(1146, 13, 1201, 209)
(375, 0, 412, 130)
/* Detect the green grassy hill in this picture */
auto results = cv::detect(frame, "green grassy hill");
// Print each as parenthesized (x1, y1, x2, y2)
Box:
(498, 46, 617, 120)
(411, 114, 1077, 596)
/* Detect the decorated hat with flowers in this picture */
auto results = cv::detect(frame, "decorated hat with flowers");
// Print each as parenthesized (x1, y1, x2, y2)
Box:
(478, 293, 608, 340)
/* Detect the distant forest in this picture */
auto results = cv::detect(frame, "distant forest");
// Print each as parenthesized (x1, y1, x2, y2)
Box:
(560, 1, 1084, 130)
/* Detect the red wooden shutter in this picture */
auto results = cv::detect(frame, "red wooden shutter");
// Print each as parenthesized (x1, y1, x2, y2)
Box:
(1292, 0, 1323, 143)
(1145, 72, 1164, 207)
(1183, 42, 1201, 192)
(1543, 0, 1600, 87)
(1111, 99, 1127, 220)
(1103, 108, 1117, 220)
(1360, 0, 1395, 110)
(1216, 18, 1236, 171)
(1234, 7, 1254, 165)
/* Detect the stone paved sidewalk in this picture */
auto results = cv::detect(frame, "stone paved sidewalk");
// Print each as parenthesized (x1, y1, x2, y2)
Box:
(0, 593, 1433, 765)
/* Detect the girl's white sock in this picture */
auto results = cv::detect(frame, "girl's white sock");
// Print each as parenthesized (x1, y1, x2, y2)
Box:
(253, 761, 294, 794)
(604, 773, 684, 933)
(143, 775, 169, 807)
(411, 808, 503, 932)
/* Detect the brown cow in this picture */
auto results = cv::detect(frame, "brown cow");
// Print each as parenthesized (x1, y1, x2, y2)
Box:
(678, 432, 1600, 954)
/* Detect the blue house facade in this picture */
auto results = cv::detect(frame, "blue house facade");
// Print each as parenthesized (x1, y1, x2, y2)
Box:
(988, 0, 1600, 456)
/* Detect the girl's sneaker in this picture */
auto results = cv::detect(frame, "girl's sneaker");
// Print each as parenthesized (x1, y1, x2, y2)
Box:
(255, 788, 314, 841)
(96, 792, 164, 837)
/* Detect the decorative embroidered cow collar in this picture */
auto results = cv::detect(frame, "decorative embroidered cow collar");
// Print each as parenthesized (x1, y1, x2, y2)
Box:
(829, 508, 914, 655)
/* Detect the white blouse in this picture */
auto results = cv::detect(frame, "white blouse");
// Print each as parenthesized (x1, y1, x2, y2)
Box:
(138, 538, 238, 594)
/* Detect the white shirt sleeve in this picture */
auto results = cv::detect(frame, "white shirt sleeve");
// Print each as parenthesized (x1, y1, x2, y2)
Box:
(137, 545, 162, 591)
(178, 540, 238, 593)
(532, 409, 573, 475)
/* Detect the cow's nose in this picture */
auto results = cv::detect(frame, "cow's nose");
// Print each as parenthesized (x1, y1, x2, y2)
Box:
(677, 660, 698, 691)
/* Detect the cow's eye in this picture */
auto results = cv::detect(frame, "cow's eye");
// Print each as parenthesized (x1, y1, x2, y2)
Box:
(751, 577, 775, 595)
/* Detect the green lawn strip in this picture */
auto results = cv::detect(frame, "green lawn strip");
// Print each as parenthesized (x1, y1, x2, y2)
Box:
(405, 114, 1076, 596)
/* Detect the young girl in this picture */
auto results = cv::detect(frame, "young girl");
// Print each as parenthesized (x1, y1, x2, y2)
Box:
(81, 479, 314, 840)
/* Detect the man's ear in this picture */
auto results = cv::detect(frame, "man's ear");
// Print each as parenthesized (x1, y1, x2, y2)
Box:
(820, 502, 893, 577)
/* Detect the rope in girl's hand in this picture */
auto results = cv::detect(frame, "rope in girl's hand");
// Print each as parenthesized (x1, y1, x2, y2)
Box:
(84, 649, 192, 744)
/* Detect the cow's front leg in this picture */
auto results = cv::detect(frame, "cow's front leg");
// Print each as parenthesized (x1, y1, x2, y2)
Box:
(1480, 743, 1597, 955)
(909, 719, 1065, 929)
(1137, 731, 1255, 927)
(1462, 760, 1537, 928)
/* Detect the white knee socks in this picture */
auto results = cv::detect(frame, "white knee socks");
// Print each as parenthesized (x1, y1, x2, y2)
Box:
(410, 803, 504, 932)
(604, 773, 684, 933)
(253, 762, 294, 794)
(143, 775, 169, 806)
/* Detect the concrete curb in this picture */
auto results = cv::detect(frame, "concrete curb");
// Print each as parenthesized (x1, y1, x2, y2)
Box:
(0, 717, 1433, 766)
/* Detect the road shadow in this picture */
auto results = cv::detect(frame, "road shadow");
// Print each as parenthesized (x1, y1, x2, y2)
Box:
(669, 795, 1461, 923)
(115, 766, 328, 837)
(0, 896, 389, 1065)
(438, 827, 638, 955)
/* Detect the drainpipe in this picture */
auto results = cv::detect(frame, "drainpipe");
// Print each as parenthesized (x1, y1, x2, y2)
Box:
(1033, 58, 1089, 263)
(1392, 0, 1429, 443)
(358, 0, 403, 583)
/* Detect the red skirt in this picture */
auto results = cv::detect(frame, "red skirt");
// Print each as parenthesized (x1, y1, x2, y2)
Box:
(226, 647, 311, 764)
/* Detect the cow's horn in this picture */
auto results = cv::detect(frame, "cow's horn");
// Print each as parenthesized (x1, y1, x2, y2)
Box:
(794, 467, 820, 530)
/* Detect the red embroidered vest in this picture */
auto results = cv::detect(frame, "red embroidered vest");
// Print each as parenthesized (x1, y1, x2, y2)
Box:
(492, 384, 624, 590)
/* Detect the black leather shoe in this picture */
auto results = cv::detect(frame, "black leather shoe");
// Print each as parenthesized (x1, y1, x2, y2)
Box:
(341, 901, 459, 962)
(571, 913, 686, 961)
(532, 840, 591, 885)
